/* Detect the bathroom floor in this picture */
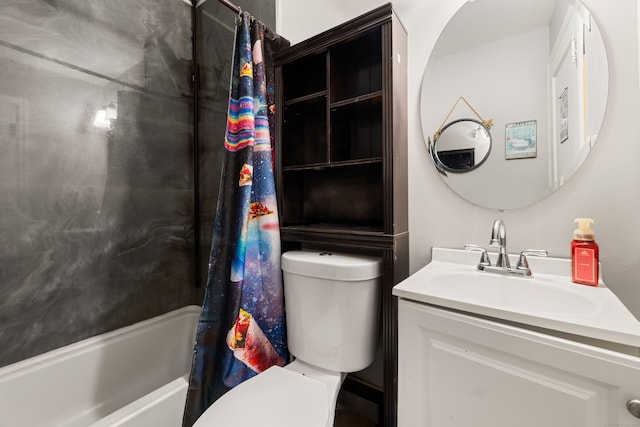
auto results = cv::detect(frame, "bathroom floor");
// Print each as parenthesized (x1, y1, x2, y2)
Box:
(334, 407, 377, 427)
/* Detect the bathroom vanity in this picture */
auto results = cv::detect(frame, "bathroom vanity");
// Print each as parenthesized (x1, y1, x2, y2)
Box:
(393, 248, 640, 426)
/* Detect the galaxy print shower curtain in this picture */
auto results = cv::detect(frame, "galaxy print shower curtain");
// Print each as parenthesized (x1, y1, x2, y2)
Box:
(183, 13, 289, 426)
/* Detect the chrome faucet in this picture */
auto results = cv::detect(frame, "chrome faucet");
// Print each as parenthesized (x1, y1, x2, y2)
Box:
(465, 219, 548, 277)
(490, 219, 510, 268)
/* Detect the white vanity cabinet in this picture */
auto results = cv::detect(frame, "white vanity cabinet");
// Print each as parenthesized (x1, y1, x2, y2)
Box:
(397, 298, 640, 427)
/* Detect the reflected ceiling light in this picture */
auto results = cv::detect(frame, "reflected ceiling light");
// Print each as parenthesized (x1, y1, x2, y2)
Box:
(93, 109, 110, 128)
(93, 102, 117, 129)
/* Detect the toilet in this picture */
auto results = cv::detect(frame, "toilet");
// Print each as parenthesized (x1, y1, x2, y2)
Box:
(193, 250, 382, 427)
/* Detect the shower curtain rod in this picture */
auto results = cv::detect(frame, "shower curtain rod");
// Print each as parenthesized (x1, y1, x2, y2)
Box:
(199, 0, 283, 33)
(218, 0, 241, 14)
(211, 0, 289, 45)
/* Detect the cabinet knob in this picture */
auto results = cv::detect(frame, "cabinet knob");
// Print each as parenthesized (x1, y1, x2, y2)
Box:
(627, 399, 640, 418)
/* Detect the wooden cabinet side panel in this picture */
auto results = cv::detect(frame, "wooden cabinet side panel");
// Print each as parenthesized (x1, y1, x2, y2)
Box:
(389, 13, 408, 235)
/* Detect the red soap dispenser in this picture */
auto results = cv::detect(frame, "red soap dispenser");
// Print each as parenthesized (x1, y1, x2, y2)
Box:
(571, 218, 599, 286)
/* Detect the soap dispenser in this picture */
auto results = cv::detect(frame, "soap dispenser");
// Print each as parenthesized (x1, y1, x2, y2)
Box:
(571, 218, 599, 286)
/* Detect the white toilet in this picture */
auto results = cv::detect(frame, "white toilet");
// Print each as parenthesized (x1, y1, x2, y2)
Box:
(193, 250, 382, 427)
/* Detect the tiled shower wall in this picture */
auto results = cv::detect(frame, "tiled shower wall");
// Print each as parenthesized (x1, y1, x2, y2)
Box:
(0, 0, 275, 367)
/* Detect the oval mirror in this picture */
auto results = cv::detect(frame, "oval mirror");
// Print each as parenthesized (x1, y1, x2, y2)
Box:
(430, 118, 492, 173)
(421, 0, 609, 210)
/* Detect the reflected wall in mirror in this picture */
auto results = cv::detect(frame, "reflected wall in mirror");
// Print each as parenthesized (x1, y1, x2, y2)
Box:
(421, 0, 609, 210)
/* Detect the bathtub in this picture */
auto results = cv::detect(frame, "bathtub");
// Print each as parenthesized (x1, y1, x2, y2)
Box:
(0, 305, 201, 427)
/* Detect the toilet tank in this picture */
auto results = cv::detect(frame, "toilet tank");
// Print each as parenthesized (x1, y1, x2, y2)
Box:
(281, 250, 382, 373)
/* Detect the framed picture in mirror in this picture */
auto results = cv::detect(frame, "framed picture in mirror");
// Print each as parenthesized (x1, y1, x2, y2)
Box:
(505, 120, 537, 160)
(558, 87, 569, 143)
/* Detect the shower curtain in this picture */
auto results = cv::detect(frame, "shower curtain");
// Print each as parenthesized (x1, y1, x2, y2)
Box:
(182, 12, 289, 426)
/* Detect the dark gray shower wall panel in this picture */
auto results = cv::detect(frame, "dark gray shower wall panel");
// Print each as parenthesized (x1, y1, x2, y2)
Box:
(0, 0, 195, 367)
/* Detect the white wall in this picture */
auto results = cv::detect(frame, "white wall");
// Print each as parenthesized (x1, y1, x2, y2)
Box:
(277, 0, 640, 319)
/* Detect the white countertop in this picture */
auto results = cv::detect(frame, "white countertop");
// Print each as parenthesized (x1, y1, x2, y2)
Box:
(393, 247, 640, 348)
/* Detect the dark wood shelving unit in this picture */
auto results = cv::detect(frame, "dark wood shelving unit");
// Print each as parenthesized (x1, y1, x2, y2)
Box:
(275, 4, 407, 426)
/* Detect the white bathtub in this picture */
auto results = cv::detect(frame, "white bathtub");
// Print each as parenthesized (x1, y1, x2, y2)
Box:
(0, 305, 201, 427)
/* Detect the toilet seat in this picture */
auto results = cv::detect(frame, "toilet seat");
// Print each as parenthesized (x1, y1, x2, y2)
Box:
(193, 366, 329, 427)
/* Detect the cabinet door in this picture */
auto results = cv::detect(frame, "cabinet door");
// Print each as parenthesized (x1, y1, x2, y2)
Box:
(397, 299, 640, 427)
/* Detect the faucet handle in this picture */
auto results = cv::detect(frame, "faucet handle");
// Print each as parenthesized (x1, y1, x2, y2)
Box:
(517, 249, 548, 270)
(465, 244, 491, 266)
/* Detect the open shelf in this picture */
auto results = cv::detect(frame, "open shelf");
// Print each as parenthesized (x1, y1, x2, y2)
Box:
(281, 96, 327, 167)
(281, 162, 384, 230)
(279, 30, 384, 170)
(331, 96, 382, 162)
(330, 27, 382, 103)
(282, 52, 326, 100)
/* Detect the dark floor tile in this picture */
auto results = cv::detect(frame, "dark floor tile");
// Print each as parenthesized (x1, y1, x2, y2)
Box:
(334, 408, 377, 427)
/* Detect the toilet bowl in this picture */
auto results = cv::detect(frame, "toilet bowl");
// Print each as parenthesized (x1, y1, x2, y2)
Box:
(192, 360, 342, 427)
(193, 250, 382, 427)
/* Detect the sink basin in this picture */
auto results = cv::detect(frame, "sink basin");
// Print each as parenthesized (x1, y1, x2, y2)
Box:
(393, 247, 640, 347)
(424, 270, 600, 316)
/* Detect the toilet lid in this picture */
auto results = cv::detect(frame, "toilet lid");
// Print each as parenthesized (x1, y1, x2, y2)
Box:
(193, 366, 329, 427)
